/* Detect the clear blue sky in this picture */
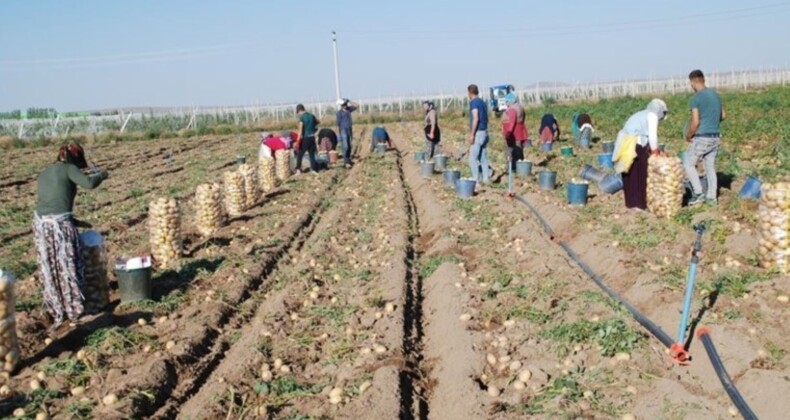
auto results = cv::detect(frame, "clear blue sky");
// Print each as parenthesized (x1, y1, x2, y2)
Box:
(1, 0, 789, 111)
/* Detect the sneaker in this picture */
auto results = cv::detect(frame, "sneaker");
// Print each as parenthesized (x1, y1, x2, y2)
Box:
(344, 164, 352, 169)
(688, 193, 705, 206)
(705, 197, 718, 205)
(295, 169, 302, 175)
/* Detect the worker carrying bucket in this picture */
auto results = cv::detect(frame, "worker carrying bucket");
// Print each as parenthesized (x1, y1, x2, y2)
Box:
(33, 142, 109, 331)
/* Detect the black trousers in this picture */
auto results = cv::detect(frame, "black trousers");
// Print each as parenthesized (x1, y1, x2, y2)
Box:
(296, 136, 318, 172)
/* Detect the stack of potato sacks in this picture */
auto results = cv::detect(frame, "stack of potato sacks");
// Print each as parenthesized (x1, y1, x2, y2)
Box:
(757, 182, 789, 273)
(239, 163, 260, 208)
(195, 183, 224, 237)
(275, 150, 291, 181)
(0, 270, 20, 375)
(647, 155, 684, 218)
(148, 197, 182, 268)
(223, 170, 247, 217)
(259, 156, 277, 193)
(79, 231, 110, 313)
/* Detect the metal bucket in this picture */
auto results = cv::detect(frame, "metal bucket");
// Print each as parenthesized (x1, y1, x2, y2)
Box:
(456, 178, 476, 199)
(515, 160, 533, 177)
(540, 142, 553, 152)
(414, 151, 426, 162)
(375, 143, 387, 153)
(598, 153, 614, 169)
(579, 128, 592, 149)
(598, 173, 623, 194)
(739, 175, 762, 200)
(420, 161, 435, 178)
(602, 141, 614, 153)
(560, 146, 574, 157)
(538, 171, 557, 190)
(579, 164, 607, 183)
(236, 155, 246, 165)
(115, 267, 152, 303)
(567, 182, 590, 206)
(443, 170, 460, 187)
(434, 155, 448, 171)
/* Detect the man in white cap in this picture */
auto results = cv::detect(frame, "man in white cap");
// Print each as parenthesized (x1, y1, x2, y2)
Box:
(336, 98, 359, 168)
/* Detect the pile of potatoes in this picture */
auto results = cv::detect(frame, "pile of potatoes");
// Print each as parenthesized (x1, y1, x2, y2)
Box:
(275, 150, 291, 181)
(0, 270, 20, 375)
(758, 182, 789, 273)
(239, 163, 260, 208)
(259, 156, 277, 193)
(148, 197, 182, 267)
(647, 155, 684, 218)
(195, 183, 224, 237)
(223, 170, 247, 217)
(79, 232, 110, 314)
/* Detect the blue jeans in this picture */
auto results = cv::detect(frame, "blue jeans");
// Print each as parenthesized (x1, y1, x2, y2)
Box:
(469, 130, 492, 183)
(339, 129, 352, 165)
(683, 135, 720, 200)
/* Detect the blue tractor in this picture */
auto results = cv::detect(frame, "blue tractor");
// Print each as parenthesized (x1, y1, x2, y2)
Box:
(488, 84, 515, 118)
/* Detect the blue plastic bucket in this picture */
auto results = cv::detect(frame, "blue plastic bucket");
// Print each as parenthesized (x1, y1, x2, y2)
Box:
(739, 175, 762, 200)
(579, 164, 607, 183)
(598, 153, 614, 169)
(540, 142, 553, 152)
(598, 173, 623, 194)
(538, 171, 557, 190)
(456, 178, 476, 199)
(420, 161, 435, 178)
(443, 170, 460, 187)
(602, 141, 614, 154)
(561, 146, 574, 157)
(434, 155, 448, 171)
(567, 182, 589, 206)
(515, 160, 533, 177)
(414, 151, 426, 162)
(579, 127, 592, 149)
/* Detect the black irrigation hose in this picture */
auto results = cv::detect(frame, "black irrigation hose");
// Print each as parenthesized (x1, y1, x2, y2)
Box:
(511, 193, 758, 419)
(557, 240, 675, 348)
(697, 329, 758, 420)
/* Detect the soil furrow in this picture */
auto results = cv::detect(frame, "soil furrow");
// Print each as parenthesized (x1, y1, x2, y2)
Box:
(395, 149, 430, 420)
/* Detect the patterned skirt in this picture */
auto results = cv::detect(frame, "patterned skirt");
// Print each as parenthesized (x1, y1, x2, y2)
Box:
(32, 212, 85, 327)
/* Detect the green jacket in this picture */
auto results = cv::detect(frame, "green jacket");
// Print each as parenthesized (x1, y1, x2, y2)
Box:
(36, 162, 104, 216)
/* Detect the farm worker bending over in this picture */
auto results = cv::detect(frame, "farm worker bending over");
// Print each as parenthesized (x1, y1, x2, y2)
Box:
(336, 98, 358, 168)
(295, 104, 320, 174)
(538, 114, 560, 144)
(614, 99, 668, 210)
(34, 142, 108, 329)
(259, 132, 290, 160)
(371, 126, 392, 150)
(578, 113, 593, 145)
(684, 69, 725, 206)
(423, 100, 441, 160)
(502, 93, 529, 169)
(318, 127, 338, 153)
(467, 84, 493, 184)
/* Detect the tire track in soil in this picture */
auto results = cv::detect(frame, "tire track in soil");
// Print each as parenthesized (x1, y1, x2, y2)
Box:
(395, 149, 430, 420)
(148, 143, 366, 419)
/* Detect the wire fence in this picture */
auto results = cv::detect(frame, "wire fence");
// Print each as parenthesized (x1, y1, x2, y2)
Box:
(3, 68, 788, 139)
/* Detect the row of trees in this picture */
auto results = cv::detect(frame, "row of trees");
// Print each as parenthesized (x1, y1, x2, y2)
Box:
(0, 108, 58, 120)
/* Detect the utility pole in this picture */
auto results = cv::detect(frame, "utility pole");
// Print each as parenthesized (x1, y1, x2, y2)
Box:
(332, 31, 342, 101)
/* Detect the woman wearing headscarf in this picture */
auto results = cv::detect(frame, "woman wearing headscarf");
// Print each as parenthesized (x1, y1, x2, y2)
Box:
(614, 99, 668, 210)
(538, 113, 560, 144)
(423, 100, 441, 160)
(34, 142, 108, 328)
(502, 93, 529, 168)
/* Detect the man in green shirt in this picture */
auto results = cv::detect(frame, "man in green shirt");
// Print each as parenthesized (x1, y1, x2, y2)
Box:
(295, 104, 319, 174)
(684, 69, 725, 206)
